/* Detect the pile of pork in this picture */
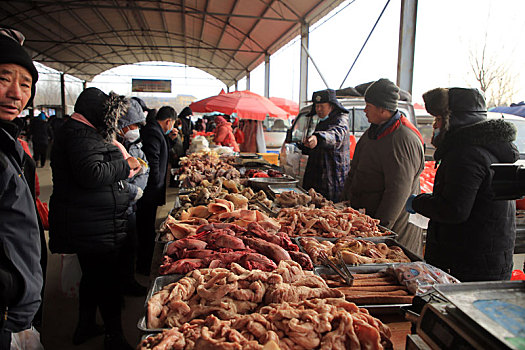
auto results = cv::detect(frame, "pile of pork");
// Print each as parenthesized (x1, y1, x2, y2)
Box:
(277, 206, 390, 238)
(149, 261, 344, 329)
(274, 188, 333, 208)
(143, 293, 392, 349)
(176, 153, 241, 188)
(159, 197, 277, 242)
(300, 237, 412, 265)
(159, 222, 312, 275)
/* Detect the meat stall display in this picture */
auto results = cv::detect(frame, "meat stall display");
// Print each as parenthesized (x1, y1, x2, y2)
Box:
(139, 151, 459, 349)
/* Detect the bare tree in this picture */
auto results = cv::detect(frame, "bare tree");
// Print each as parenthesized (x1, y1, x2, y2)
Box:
(469, 35, 516, 108)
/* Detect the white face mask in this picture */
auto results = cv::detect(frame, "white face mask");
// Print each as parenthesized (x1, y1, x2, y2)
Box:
(124, 128, 140, 143)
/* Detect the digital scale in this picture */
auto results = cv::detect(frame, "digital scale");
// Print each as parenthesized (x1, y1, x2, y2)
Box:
(413, 281, 525, 350)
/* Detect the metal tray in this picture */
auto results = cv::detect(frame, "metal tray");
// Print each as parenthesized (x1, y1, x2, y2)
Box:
(248, 176, 298, 191)
(297, 237, 423, 271)
(434, 281, 525, 349)
(137, 274, 186, 333)
(314, 265, 411, 313)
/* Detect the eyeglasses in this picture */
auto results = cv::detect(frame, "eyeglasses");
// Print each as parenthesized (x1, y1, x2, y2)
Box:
(0, 28, 25, 45)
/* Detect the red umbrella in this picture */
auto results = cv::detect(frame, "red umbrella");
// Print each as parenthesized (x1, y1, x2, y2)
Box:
(269, 97, 299, 116)
(189, 90, 290, 121)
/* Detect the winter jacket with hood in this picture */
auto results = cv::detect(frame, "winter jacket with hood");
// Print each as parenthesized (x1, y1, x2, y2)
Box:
(214, 115, 240, 152)
(0, 120, 43, 333)
(117, 98, 150, 215)
(49, 88, 131, 254)
(343, 111, 425, 255)
(412, 88, 518, 281)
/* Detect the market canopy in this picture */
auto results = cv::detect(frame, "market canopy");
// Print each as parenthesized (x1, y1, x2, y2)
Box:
(189, 90, 290, 120)
(2, 0, 346, 86)
(269, 97, 299, 116)
(490, 102, 525, 118)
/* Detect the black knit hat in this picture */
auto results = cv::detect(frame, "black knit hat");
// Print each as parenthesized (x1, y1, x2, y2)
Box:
(0, 35, 39, 107)
(364, 78, 400, 112)
(308, 89, 348, 116)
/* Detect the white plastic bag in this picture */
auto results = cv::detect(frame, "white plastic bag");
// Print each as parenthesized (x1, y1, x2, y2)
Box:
(10, 326, 44, 350)
(60, 254, 82, 298)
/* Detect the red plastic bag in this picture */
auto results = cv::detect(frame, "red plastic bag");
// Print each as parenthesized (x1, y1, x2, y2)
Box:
(511, 269, 525, 281)
(36, 198, 49, 230)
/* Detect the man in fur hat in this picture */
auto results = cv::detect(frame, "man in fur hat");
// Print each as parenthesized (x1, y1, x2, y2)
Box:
(0, 28, 43, 348)
(406, 88, 518, 281)
(343, 79, 425, 256)
(300, 89, 350, 201)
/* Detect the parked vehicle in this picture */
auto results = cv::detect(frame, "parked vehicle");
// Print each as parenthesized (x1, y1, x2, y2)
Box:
(279, 89, 417, 185)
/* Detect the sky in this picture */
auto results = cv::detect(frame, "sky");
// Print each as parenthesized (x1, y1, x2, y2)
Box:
(86, 0, 525, 106)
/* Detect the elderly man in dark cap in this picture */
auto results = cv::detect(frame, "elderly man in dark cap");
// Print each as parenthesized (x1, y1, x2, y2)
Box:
(406, 88, 518, 281)
(0, 29, 43, 347)
(343, 78, 425, 255)
(300, 89, 350, 201)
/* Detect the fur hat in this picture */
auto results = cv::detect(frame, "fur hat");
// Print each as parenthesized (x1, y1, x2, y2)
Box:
(74, 87, 129, 142)
(0, 34, 39, 107)
(364, 78, 400, 112)
(308, 89, 348, 116)
(118, 98, 146, 129)
(423, 88, 450, 117)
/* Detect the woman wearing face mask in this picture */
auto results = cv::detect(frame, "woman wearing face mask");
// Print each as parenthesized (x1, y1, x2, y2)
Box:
(299, 89, 350, 201)
(115, 98, 149, 295)
(135, 105, 178, 275)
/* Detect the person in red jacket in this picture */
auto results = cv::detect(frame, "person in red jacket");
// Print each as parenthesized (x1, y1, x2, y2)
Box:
(213, 115, 239, 152)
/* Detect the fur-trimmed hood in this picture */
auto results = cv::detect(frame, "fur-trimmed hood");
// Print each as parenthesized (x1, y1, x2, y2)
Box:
(74, 87, 129, 142)
(434, 119, 519, 162)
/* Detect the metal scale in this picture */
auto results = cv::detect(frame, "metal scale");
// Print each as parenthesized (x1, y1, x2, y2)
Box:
(407, 281, 525, 350)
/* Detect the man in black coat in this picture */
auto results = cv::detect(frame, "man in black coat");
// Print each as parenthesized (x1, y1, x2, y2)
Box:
(0, 30, 42, 348)
(28, 112, 51, 167)
(136, 106, 178, 275)
(406, 88, 518, 282)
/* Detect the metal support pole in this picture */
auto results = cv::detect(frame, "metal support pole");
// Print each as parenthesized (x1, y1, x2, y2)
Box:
(235, 80, 238, 91)
(60, 73, 66, 117)
(301, 42, 330, 90)
(397, 0, 418, 94)
(246, 71, 250, 91)
(299, 22, 309, 109)
(264, 54, 270, 98)
(82, 80, 87, 90)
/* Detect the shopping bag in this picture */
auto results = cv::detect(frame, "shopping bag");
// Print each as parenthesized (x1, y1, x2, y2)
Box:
(59, 254, 82, 298)
(10, 326, 44, 350)
(35, 198, 49, 230)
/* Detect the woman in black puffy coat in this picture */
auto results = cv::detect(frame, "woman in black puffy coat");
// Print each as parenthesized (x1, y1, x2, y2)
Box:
(49, 88, 139, 350)
(409, 88, 518, 282)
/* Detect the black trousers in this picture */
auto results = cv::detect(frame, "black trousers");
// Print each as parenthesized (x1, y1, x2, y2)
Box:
(32, 142, 48, 167)
(77, 250, 123, 335)
(135, 199, 158, 274)
(118, 213, 137, 283)
(0, 329, 11, 350)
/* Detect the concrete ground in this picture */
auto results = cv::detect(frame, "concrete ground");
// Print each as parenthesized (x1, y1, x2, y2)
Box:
(35, 164, 176, 349)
